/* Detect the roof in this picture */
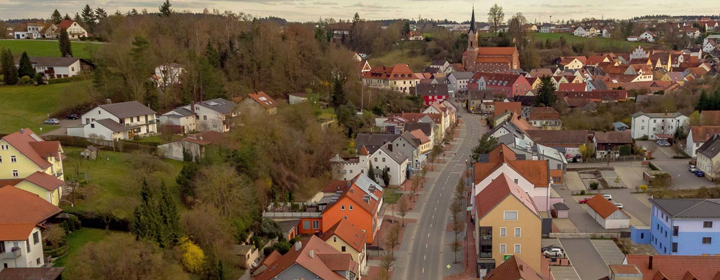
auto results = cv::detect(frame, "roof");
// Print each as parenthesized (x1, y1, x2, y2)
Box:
(198, 98, 238, 114)
(362, 64, 416, 80)
(475, 174, 539, 219)
(484, 255, 548, 280)
(319, 219, 367, 252)
(98, 101, 156, 119)
(697, 134, 720, 159)
(0, 267, 65, 280)
(527, 130, 589, 147)
(163, 107, 195, 117)
(413, 83, 449, 96)
(632, 111, 685, 119)
(690, 126, 720, 143)
(23, 171, 64, 191)
(609, 264, 642, 276)
(255, 236, 356, 280)
(594, 131, 632, 144)
(467, 90, 495, 101)
(246, 92, 278, 110)
(15, 56, 80, 67)
(400, 113, 442, 124)
(56, 19, 76, 29)
(494, 102, 522, 116)
(650, 198, 720, 219)
(473, 144, 549, 187)
(701, 111, 720, 126)
(355, 133, 400, 154)
(0, 186, 61, 224)
(553, 203, 569, 211)
(1, 128, 53, 169)
(94, 119, 130, 132)
(450, 71, 474, 80)
(324, 174, 383, 217)
(586, 194, 621, 219)
(403, 122, 432, 138)
(626, 255, 720, 280)
(408, 129, 429, 145)
(557, 83, 586, 92)
(0, 223, 37, 241)
(476, 47, 518, 56)
(528, 107, 560, 121)
(377, 144, 408, 165)
(182, 131, 227, 146)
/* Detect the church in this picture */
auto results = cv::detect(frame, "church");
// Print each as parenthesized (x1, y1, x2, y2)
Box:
(462, 7, 520, 72)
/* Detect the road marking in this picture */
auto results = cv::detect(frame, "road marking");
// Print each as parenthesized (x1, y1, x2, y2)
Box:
(430, 223, 432, 228)
(426, 244, 428, 248)
(428, 233, 430, 237)
(424, 255, 426, 260)
(434, 207, 437, 211)
(422, 268, 425, 273)
(432, 215, 435, 219)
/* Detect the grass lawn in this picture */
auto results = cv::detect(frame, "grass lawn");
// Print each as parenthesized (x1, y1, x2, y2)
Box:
(383, 187, 403, 204)
(0, 39, 102, 60)
(63, 146, 187, 218)
(53, 228, 111, 268)
(0, 80, 92, 134)
(317, 108, 337, 120)
(130, 135, 184, 144)
(368, 41, 430, 72)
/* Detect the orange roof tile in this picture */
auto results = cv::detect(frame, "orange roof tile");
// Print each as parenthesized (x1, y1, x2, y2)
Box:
(557, 83, 586, 92)
(528, 107, 560, 121)
(484, 255, 548, 280)
(626, 255, 720, 280)
(473, 144, 549, 187)
(475, 174, 539, 219)
(246, 91, 278, 109)
(0, 186, 61, 224)
(23, 171, 64, 191)
(494, 102, 522, 116)
(2, 129, 52, 169)
(690, 126, 720, 143)
(320, 219, 367, 252)
(255, 236, 354, 280)
(701, 111, 720, 126)
(0, 223, 36, 241)
(586, 194, 619, 219)
(409, 129, 430, 144)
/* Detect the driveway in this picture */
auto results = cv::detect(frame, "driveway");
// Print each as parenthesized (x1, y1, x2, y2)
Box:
(555, 187, 608, 232)
(559, 239, 608, 280)
(601, 188, 651, 226)
(42, 119, 81, 136)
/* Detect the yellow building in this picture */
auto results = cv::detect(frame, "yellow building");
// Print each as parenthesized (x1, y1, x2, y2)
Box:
(0, 128, 64, 181)
(475, 174, 542, 275)
(319, 219, 368, 273)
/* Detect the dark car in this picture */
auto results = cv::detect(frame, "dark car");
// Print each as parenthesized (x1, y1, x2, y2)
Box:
(695, 171, 705, 177)
(66, 114, 79, 120)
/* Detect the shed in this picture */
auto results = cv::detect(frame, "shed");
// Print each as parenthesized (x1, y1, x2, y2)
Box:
(552, 202, 569, 218)
(233, 245, 259, 269)
(585, 194, 630, 229)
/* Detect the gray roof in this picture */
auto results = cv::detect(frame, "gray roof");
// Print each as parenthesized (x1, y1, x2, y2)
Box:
(698, 134, 720, 159)
(98, 101, 156, 119)
(164, 107, 195, 117)
(94, 119, 130, 132)
(413, 84, 449, 96)
(403, 122, 432, 138)
(16, 56, 80, 67)
(631, 111, 685, 119)
(398, 131, 420, 148)
(450, 71, 474, 80)
(553, 203, 570, 211)
(468, 90, 495, 101)
(198, 98, 237, 114)
(377, 144, 408, 165)
(650, 198, 720, 218)
(355, 133, 400, 154)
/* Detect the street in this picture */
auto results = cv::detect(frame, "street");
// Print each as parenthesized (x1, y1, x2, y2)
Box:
(394, 105, 485, 279)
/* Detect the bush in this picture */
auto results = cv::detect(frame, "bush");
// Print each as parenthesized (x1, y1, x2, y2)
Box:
(179, 237, 205, 274)
(589, 181, 600, 190)
(640, 185, 648, 192)
(580, 190, 586, 195)
(272, 240, 292, 254)
(18, 75, 33, 85)
(34, 73, 44, 85)
(47, 75, 88, 85)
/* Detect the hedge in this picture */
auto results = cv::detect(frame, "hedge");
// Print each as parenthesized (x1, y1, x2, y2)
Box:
(47, 75, 89, 85)
(61, 208, 131, 232)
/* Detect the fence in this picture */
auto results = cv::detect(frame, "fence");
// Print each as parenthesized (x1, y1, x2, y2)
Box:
(549, 230, 628, 239)
(584, 155, 644, 163)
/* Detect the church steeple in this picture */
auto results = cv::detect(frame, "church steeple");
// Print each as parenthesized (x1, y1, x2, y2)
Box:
(469, 5, 476, 33)
(467, 6, 478, 50)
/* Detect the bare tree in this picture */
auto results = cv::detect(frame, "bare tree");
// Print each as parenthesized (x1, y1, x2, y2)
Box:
(410, 175, 421, 201)
(379, 249, 395, 280)
(450, 239, 462, 264)
(384, 223, 401, 258)
(487, 4, 505, 34)
(398, 197, 409, 227)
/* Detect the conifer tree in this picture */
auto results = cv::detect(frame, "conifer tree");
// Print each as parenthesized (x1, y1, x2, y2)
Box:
(18, 52, 34, 78)
(51, 10, 62, 24)
(59, 29, 72, 57)
(159, 0, 173, 17)
(130, 179, 158, 241)
(1, 49, 18, 85)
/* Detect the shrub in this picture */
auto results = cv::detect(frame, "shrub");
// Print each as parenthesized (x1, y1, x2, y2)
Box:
(589, 181, 600, 190)
(44, 225, 67, 249)
(640, 185, 648, 192)
(18, 75, 33, 85)
(179, 237, 205, 274)
(272, 240, 292, 254)
(34, 73, 44, 85)
(580, 190, 586, 195)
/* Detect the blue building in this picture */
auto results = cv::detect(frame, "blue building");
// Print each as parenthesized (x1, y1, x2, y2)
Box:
(648, 198, 720, 255)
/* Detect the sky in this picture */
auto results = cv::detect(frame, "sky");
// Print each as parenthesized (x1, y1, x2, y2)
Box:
(1, 0, 719, 23)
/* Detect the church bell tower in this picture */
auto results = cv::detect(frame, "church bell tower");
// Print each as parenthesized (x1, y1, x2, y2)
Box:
(468, 5, 478, 50)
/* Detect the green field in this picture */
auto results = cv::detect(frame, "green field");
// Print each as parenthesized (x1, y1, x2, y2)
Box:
(0, 81, 92, 134)
(368, 40, 430, 72)
(53, 228, 111, 268)
(63, 146, 187, 217)
(0, 39, 102, 60)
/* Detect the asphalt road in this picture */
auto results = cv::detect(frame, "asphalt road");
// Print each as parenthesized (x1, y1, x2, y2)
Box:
(397, 106, 485, 279)
(559, 238, 608, 280)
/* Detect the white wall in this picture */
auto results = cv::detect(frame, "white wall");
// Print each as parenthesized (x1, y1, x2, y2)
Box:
(0, 227, 45, 271)
(370, 149, 407, 186)
(81, 107, 119, 125)
(182, 105, 226, 132)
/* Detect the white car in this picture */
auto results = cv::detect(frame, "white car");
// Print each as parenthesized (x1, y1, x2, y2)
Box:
(543, 248, 564, 258)
(689, 165, 698, 172)
(603, 194, 613, 201)
(613, 202, 624, 209)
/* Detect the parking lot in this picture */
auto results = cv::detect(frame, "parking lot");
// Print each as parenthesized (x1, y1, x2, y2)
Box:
(638, 140, 711, 190)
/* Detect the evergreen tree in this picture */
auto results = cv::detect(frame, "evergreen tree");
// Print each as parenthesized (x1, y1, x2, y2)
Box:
(697, 90, 709, 111)
(368, 162, 376, 182)
(157, 181, 180, 247)
(17, 52, 34, 78)
(470, 135, 500, 162)
(535, 76, 556, 107)
(64, 13, 71, 20)
(331, 77, 346, 108)
(130, 9, 139, 16)
(59, 28, 72, 57)
(159, 0, 173, 17)
(349, 12, 361, 49)
(95, 8, 108, 19)
(81, 4, 95, 31)
(143, 82, 159, 111)
(217, 260, 225, 280)
(204, 42, 220, 68)
(130, 179, 158, 241)
(51, 9, 63, 24)
(382, 168, 390, 187)
(1, 49, 18, 85)
(74, 13, 82, 23)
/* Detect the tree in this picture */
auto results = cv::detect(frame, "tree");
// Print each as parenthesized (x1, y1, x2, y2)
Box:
(331, 77, 346, 108)
(487, 4, 505, 34)
(64, 13, 71, 20)
(450, 239, 462, 264)
(578, 144, 594, 162)
(398, 197, 409, 226)
(81, 4, 95, 31)
(179, 237, 204, 274)
(470, 134, 499, 161)
(690, 110, 701, 126)
(697, 91, 709, 111)
(368, 162, 377, 183)
(51, 9, 63, 24)
(535, 76, 557, 107)
(1, 48, 18, 85)
(430, 144, 443, 164)
(384, 223, 400, 257)
(410, 173, 421, 200)
(131, 179, 159, 242)
(59, 28, 72, 57)
(95, 8, 108, 19)
(449, 197, 464, 263)
(157, 181, 181, 247)
(382, 168, 390, 187)
(17, 52, 34, 79)
(193, 165, 254, 217)
(159, 0, 173, 17)
(379, 249, 395, 280)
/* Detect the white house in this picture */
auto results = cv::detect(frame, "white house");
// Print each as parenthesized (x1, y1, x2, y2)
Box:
(13, 22, 44, 39)
(68, 101, 158, 140)
(703, 39, 717, 53)
(639, 31, 657, 42)
(630, 111, 688, 140)
(630, 46, 649, 60)
(158, 131, 226, 161)
(159, 107, 197, 134)
(368, 144, 408, 186)
(55, 20, 88, 39)
(154, 63, 185, 87)
(686, 126, 720, 158)
(573, 27, 587, 37)
(585, 194, 630, 229)
(448, 72, 473, 96)
(181, 98, 239, 132)
(15, 57, 82, 79)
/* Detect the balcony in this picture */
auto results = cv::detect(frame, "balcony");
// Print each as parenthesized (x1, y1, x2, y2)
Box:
(0, 247, 21, 259)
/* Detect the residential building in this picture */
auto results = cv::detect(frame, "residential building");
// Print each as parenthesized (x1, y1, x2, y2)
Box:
(319, 219, 368, 274)
(593, 131, 633, 159)
(466, 90, 495, 113)
(468, 73, 530, 98)
(0, 129, 64, 181)
(158, 131, 228, 162)
(354, 134, 400, 154)
(474, 175, 542, 274)
(625, 254, 720, 280)
(526, 130, 589, 159)
(288, 93, 308, 105)
(494, 101, 522, 117)
(0, 186, 62, 271)
(630, 112, 689, 140)
(253, 236, 359, 280)
(527, 107, 561, 129)
(361, 64, 419, 94)
(0, 172, 64, 206)
(413, 84, 449, 106)
(330, 147, 370, 182)
(685, 126, 720, 157)
(448, 71, 473, 96)
(13, 22, 44, 39)
(585, 194, 630, 229)
(482, 255, 547, 280)
(395, 130, 427, 169)
(321, 174, 385, 243)
(68, 101, 158, 140)
(182, 98, 239, 132)
(606, 265, 643, 280)
(0, 268, 64, 280)
(696, 134, 720, 181)
(647, 198, 720, 255)
(54, 20, 88, 39)
(15, 57, 82, 79)
(239, 92, 278, 115)
(368, 144, 408, 186)
(153, 63, 185, 87)
(159, 106, 197, 134)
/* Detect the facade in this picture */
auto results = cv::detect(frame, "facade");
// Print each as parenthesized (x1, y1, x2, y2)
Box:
(696, 134, 720, 181)
(593, 131, 633, 159)
(448, 71, 473, 95)
(527, 107, 561, 129)
(0, 129, 64, 181)
(253, 236, 359, 280)
(182, 98, 239, 132)
(630, 112, 689, 140)
(321, 174, 384, 244)
(3, 172, 65, 206)
(361, 64, 419, 94)
(159, 107, 197, 134)
(413, 84, 449, 106)
(158, 131, 227, 161)
(15, 57, 82, 79)
(468, 73, 530, 98)
(368, 144, 409, 186)
(153, 64, 185, 87)
(585, 194, 630, 229)
(70, 101, 158, 140)
(54, 20, 88, 39)
(319, 219, 368, 274)
(685, 126, 720, 157)
(649, 198, 720, 256)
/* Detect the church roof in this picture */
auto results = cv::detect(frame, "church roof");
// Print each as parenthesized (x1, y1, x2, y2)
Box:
(469, 6, 476, 33)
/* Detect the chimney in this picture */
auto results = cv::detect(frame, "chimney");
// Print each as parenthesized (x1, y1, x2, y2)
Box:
(648, 255, 653, 270)
(191, 101, 195, 113)
(387, 143, 393, 152)
(519, 264, 524, 271)
(309, 250, 314, 259)
(19, 128, 24, 135)
(294, 241, 302, 251)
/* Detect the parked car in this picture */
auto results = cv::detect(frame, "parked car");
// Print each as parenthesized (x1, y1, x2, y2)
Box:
(656, 139, 671, 147)
(66, 114, 79, 119)
(695, 171, 705, 177)
(579, 197, 592, 204)
(543, 247, 565, 258)
(689, 165, 698, 172)
(613, 203, 624, 209)
(44, 118, 60, 125)
(603, 194, 613, 201)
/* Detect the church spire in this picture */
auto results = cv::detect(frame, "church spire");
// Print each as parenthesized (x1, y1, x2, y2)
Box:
(469, 5, 476, 33)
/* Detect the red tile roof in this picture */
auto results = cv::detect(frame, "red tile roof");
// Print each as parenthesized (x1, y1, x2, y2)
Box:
(475, 174, 539, 219)
(594, 131, 632, 144)
(410, 129, 430, 144)
(586, 194, 619, 219)
(558, 83, 586, 92)
(701, 111, 720, 126)
(319, 219, 367, 252)
(484, 255, 548, 280)
(56, 19, 75, 30)
(494, 102, 522, 116)
(477, 47, 518, 56)
(2, 129, 53, 169)
(0, 223, 36, 241)
(322, 180, 350, 193)
(23, 171, 64, 191)
(690, 126, 720, 143)
(400, 113, 442, 124)
(246, 91, 278, 109)
(0, 186, 61, 224)
(255, 236, 356, 280)
(183, 131, 227, 146)
(528, 107, 560, 121)
(362, 64, 416, 80)
(626, 255, 720, 280)
(473, 144, 549, 187)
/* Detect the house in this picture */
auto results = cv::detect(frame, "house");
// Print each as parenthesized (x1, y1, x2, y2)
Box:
(361, 64, 420, 94)
(400, 113, 443, 142)
(573, 26, 587, 37)
(0, 186, 62, 271)
(646, 198, 720, 255)
(493, 101, 522, 117)
(463, 47, 520, 72)
(354, 134, 401, 154)
(159, 107, 197, 134)
(585, 194, 630, 229)
(696, 134, 720, 181)
(625, 254, 720, 280)
(557, 83, 587, 92)
(469, 73, 531, 98)
(332, 138, 408, 186)
(158, 131, 228, 161)
(0, 267, 65, 280)
(685, 126, 720, 157)
(239, 92, 278, 115)
(540, 23, 552, 33)
(526, 130, 589, 159)
(482, 255, 548, 280)
(392, 131, 425, 171)
(234, 245, 259, 269)
(630, 112, 689, 140)
(183, 98, 239, 132)
(403, 122, 435, 148)
(319, 219, 368, 274)
(0, 129, 64, 181)
(429, 59, 450, 74)
(153, 63, 185, 87)
(13, 22, 45, 39)
(321, 174, 385, 243)
(488, 113, 536, 145)
(54, 20, 88, 39)
(593, 131, 633, 159)
(527, 107, 561, 129)
(559, 57, 584, 70)
(639, 31, 657, 42)
(330, 147, 371, 182)
(367, 144, 409, 186)
(68, 101, 158, 140)
(0, 171, 65, 206)
(467, 90, 495, 113)
(448, 71, 473, 96)
(253, 236, 359, 280)
(288, 93, 308, 105)
(474, 174, 542, 274)
(413, 83, 449, 106)
(15, 57, 82, 79)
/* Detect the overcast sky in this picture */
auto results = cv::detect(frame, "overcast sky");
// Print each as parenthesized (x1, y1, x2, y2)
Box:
(1, 0, 718, 23)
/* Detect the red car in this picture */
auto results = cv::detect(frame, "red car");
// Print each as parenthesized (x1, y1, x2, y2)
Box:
(579, 197, 592, 204)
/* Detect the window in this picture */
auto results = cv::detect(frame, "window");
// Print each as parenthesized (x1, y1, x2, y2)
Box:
(514, 179, 518, 184)
(312, 221, 319, 229)
(303, 221, 310, 229)
(33, 232, 39, 244)
(704, 221, 713, 228)
(499, 244, 506, 254)
(672, 242, 678, 253)
(26, 239, 30, 252)
(90, 124, 95, 128)
(514, 227, 521, 237)
(203, 115, 207, 120)
(374, 158, 378, 162)
(341, 246, 346, 252)
(1, 144, 7, 150)
(514, 244, 521, 254)
(341, 205, 345, 210)
(0, 156, 2, 163)
(98, 110, 101, 114)
(10, 156, 16, 163)
(504, 211, 518, 221)
(500, 228, 506, 237)
(136, 116, 140, 122)
(349, 205, 353, 211)
(12, 170, 18, 177)
(641, 233, 645, 239)
(673, 226, 679, 236)
(333, 237, 337, 242)
(703, 237, 712, 244)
